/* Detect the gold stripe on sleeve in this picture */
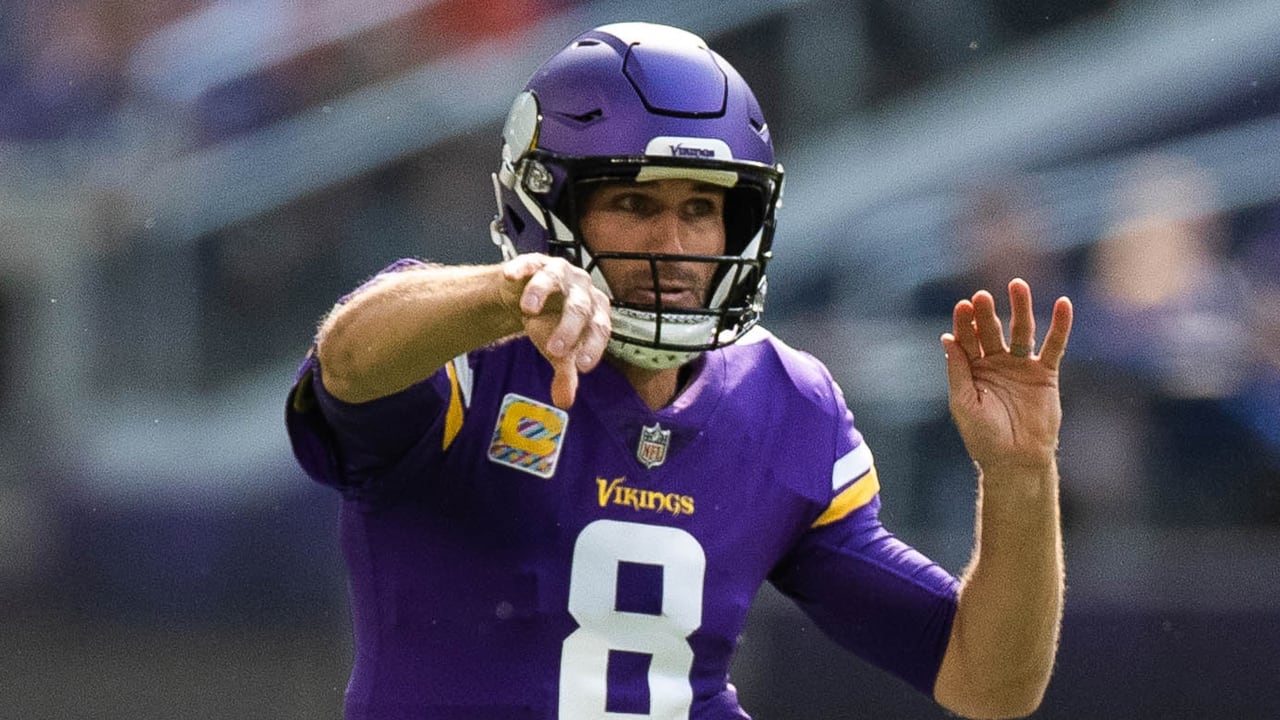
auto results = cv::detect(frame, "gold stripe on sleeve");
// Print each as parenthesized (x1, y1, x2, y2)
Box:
(443, 361, 464, 450)
(810, 467, 880, 528)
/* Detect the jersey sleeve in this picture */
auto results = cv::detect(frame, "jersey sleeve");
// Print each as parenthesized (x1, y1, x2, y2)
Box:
(769, 377, 959, 697)
(284, 259, 473, 503)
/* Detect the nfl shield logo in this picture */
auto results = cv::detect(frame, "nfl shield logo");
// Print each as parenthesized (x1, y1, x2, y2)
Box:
(636, 423, 671, 469)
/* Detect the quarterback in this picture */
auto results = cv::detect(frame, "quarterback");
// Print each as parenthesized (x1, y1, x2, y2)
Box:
(287, 22, 1072, 720)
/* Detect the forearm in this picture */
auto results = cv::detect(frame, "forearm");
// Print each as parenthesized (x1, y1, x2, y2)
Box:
(316, 263, 523, 403)
(934, 461, 1064, 719)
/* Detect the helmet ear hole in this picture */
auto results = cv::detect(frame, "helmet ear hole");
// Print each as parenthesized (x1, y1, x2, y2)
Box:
(505, 206, 526, 235)
(724, 185, 765, 255)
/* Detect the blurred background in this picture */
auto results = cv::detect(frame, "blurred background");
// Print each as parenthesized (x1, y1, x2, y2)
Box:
(2, 0, 1279, 717)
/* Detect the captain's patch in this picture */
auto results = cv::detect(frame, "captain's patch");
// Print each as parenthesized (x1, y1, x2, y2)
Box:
(487, 393, 569, 479)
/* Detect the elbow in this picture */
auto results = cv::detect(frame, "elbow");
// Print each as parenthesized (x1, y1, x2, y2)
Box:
(314, 308, 368, 403)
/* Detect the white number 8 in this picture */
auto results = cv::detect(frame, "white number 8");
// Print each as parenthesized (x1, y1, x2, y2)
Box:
(559, 519, 707, 719)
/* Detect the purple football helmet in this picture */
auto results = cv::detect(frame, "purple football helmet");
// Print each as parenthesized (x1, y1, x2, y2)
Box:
(490, 22, 784, 369)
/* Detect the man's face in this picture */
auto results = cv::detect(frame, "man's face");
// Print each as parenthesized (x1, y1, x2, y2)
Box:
(577, 178, 727, 309)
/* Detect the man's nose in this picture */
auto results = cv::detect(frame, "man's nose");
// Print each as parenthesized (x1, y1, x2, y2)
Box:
(646, 210, 686, 253)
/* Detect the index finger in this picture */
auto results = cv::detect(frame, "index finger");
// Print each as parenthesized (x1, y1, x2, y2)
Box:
(519, 264, 565, 315)
(550, 355, 579, 409)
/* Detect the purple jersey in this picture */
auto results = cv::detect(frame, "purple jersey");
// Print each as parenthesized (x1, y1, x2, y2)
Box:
(287, 279, 958, 719)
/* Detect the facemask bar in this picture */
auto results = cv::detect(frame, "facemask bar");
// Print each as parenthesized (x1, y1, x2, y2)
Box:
(582, 250, 764, 351)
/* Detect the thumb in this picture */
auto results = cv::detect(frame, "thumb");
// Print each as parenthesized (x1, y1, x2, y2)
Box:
(550, 356, 579, 410)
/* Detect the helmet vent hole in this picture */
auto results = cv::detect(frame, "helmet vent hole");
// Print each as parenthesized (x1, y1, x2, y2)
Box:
(559, 108, 603, 124)
(574, 40, 601, 47)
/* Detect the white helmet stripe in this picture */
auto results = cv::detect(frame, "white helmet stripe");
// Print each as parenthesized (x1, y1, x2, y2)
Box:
(707, 228, 763, 308)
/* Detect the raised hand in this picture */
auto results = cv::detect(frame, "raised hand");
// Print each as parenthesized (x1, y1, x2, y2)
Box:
(939, 278, 1074, 473)
(502, 254, 613, 409)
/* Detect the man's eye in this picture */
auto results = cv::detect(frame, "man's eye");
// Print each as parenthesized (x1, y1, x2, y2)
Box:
(683, 198, 718, 218)
(616, 194, 653, 214)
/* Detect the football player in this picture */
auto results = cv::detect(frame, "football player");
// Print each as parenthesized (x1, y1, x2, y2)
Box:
(287, 21, 1072, 720)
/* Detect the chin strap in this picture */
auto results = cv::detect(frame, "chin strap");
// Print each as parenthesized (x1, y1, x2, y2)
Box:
(606, 306, 717, 369)
(606, 337, 702, 370)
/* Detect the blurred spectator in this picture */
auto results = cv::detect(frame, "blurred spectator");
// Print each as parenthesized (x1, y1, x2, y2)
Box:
(0, 1, 126, 140)
(1081, 153, 1248, 396)
(916, 178, 1070, 310)
(1219, 214, 1280, 524)
(422, 0, 573, 47)
(1071, 153, 1261, 526)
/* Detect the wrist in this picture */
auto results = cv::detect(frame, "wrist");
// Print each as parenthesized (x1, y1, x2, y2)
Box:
(974, 456, 1057, 479)
(975, 460, 1060, 518)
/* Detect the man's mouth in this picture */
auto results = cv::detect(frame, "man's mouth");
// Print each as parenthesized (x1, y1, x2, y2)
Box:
(623, 284, 704, 309)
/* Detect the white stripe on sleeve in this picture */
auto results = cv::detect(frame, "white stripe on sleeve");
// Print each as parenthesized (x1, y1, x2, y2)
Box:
(831, 442, 874, 492)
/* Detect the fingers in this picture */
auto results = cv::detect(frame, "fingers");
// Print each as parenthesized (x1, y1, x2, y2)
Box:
(1037, 296, 1074, 371)
(503, 254, 612, 406)
(501, 253, 544, 281)
(952, 300, 982, 359)
(951, 279, 1071, 368)
(1007, 278, 1035, 358)
(550, 356, 579, 410)
(537, 279, 594, 359)
(940, 333, 976, 403)
(577, 286, 612, 372)
(507, 255, 573, 317)
(971, 290, 1006, 357)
